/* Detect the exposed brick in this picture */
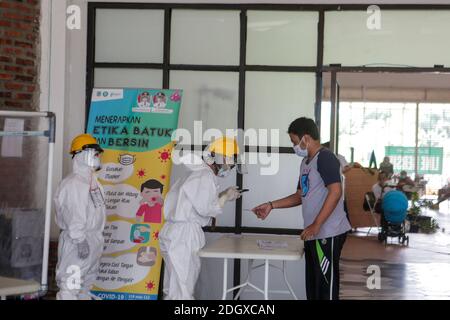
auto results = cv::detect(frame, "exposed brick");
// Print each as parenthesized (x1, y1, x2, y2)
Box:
(25, 34, 36, 42)
(0, 56, 12, 63)
(26, 51, 36, 59)
(0, 38, 13, 46)
(5, 65, 24, 73)
(0, 20, 12, 27)
(0, 92, 12, 98)
(4, 30, 22, 38)
(3, 12, 34, 23)
(4, 100, 23, 108)
(15, 74, 34, 82)
(15, 40, 33, 49)
(1, 0, 40, 115)
(13, 22, 33, 31)
(25, 68, 36, 76)
(10, 3, 35, 13)
(16, 58, 34, 66)
(2, 47, 24, 56)
(5, 82, 24, 91)
(0, 73, 13, 80)
(15, 93, 33, 100)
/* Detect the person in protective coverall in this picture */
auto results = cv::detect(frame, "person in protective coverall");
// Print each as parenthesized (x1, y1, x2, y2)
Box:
(54, 133, 106, 300)
(159, 136, 246, 300)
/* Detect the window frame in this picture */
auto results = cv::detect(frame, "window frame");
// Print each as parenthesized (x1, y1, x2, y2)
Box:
(86, 3, 450, 298)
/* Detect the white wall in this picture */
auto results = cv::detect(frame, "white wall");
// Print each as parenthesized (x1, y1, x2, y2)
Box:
(39, 0, 68, 239)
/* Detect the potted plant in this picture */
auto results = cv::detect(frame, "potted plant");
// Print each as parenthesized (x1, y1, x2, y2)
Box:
(406, 192, 439, 233)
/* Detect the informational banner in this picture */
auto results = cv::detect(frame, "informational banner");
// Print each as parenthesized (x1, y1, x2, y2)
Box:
(385, 146, 444, 174)
(87, 88, 182, 300)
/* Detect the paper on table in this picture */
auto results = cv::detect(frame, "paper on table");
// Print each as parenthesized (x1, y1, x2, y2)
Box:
(1, 118, 24, 158)
(257, 240, 288, 250)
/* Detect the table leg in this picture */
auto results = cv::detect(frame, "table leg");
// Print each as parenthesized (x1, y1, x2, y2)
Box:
(222, 258, 228, 300)
(283, 260, 298, 300)
(234, 259, 253, 300)
(247, 259, 253, 283)
(264, 259, 269, 300)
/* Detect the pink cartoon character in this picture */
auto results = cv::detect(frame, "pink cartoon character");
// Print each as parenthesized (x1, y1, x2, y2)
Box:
(170, 90, 181, 102)
(136, 179, 164, 224)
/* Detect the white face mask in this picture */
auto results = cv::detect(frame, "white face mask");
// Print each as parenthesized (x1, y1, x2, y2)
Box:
(217, 166, 231, 178)
(293, 138, 308, 158)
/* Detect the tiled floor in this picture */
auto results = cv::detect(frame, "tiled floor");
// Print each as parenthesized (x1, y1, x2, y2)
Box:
(340, 202, 450, 300)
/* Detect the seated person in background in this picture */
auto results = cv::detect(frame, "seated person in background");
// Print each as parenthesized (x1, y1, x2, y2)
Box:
(396, 170, 415, 200)
(414, 173, 424, 183)
(432, 178, 450, 209)
(397, 170, 414, 190)
(372, 171, 394, 213)
(379, 156, 394, 178)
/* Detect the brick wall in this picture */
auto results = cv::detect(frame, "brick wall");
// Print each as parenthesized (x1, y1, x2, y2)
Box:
(0, 0, 41, 207)
(0, 0, 40, 111)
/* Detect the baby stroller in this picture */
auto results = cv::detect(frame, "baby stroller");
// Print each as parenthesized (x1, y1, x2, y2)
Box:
(378, 190, 409, 246)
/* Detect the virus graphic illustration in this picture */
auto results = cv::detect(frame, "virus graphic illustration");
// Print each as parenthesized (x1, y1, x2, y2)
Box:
(153, 231, 159, 240)
(158, 149, 171, 162)
(137, 168, 146, 178)
(145, 281, 155, 291)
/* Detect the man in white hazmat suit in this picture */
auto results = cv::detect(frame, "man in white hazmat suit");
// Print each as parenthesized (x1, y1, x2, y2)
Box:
(159, 136, 246, 300)
(54, 133, 106, 300)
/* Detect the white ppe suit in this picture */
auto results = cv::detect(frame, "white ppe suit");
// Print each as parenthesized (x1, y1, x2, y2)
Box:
(54, 153, 106, 300)
(159, 155, 225, 300)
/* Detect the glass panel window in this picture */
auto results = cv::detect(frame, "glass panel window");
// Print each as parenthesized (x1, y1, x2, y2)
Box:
(337, 102, 417, 167)
(94, 68, 163, 88)
(418, 103, 450, 192)
(324, 11, 450, 67)
(95, 9, 164, 63)
(171, 10, 240, 65)
(245, 72, 316, 147)
(170, 71, 239, 139)
(247, 11, 318, 66)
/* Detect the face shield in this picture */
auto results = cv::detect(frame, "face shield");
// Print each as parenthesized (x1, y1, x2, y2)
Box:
(212, 153, 248, 176)
(81, 147, 103, 171)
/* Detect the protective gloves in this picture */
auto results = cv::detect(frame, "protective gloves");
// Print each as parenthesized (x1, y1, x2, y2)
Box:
(218, 186, 242, 208)
(77, 239, 90, 260)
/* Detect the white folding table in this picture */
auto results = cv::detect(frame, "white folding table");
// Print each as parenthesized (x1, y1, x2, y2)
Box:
(198, 234, 304, 300)
(0, 276, 40, 300)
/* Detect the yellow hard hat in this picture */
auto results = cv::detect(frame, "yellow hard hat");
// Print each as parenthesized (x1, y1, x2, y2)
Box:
(207, 136, 239, 157)
(70, 133, 103, 154)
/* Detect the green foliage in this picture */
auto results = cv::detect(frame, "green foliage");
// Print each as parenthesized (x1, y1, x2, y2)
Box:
(418, 219, 440, 234)
(407, 192, 439, 233)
